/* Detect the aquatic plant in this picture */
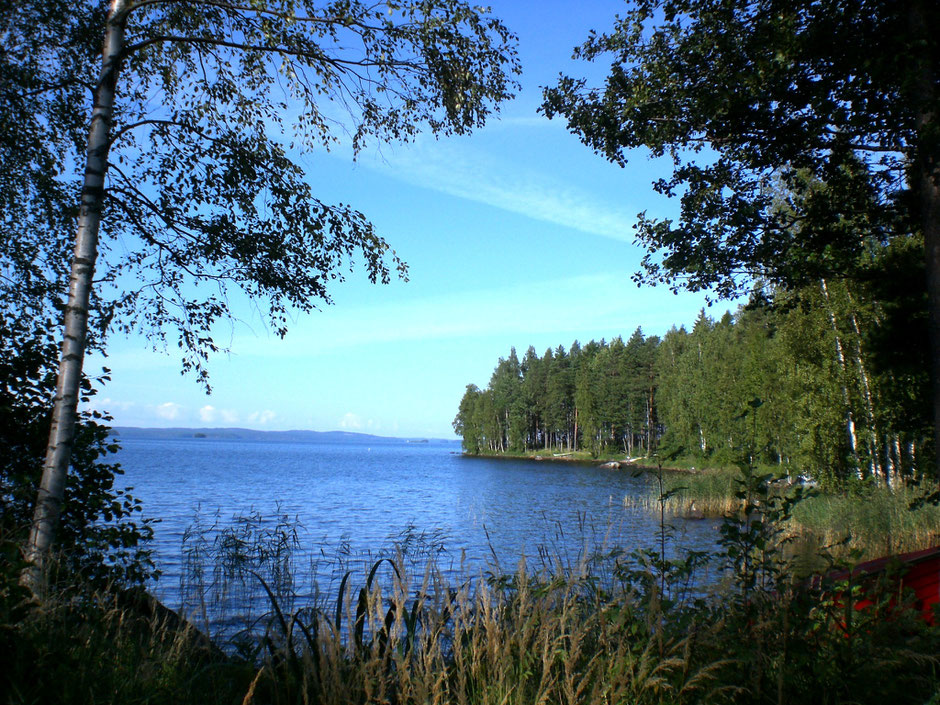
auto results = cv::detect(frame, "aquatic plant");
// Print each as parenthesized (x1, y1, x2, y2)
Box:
(4, 497, 939, 705)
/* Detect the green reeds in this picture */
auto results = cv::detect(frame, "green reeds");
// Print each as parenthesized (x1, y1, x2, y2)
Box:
(625, 467, 742, 518)
(632, 466, 940, 561)
(235, 544, 939, 705)
(236, 553, 735, 705)
(5, 505, 940, 705)
(790, 485, 940, 558)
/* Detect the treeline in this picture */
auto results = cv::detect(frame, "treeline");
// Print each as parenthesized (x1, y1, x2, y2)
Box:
(453, 331, 658, 458)
(454, 278, 933, 487)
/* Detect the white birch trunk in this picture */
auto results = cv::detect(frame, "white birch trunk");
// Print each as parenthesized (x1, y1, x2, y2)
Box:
(888, 435, 902, 488)
(820, 279, 861, 477)
(22, 0, 130, 596)
(847, 303, 882, 481)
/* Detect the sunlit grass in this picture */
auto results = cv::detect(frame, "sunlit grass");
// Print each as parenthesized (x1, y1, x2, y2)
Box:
(629, 466, 940, 561)
(625, 466, 742, 518)
(5, 507, 940, 705)
(790, 486, 940, 557)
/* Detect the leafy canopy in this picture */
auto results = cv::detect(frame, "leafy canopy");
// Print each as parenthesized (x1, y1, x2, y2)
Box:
(1, 0, 520, 384)
(542, 0, 933, 298)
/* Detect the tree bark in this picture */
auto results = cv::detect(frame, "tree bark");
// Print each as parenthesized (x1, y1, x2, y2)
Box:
(573, 406, 578, 453)
(22, 0, 130, 597)
(820, 279, 860, 477)
(846, 296, 881, 480)
(907, 0, 940, 481)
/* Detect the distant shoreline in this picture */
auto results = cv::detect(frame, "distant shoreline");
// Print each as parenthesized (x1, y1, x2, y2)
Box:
(460, 449, 656, 469)
(110, 426, 458, 444)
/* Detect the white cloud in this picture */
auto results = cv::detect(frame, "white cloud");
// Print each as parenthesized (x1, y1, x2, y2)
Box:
(247, 410, 277, 425)
(339, 412, 362, 430)
(201, 404, 238, 424)
(154, 402, 182, 421)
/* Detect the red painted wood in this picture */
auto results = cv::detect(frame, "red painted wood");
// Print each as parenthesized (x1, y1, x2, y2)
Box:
(815, 545, 940, 624)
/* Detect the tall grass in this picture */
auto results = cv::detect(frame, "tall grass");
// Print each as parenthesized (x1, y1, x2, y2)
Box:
(1, 579, 251, 705)
(626, 467, 744, 517)
(790, 485, 940, 557)
(197, 504, 939, 705)
(631, 466, 940, 561)
(238, 558, 738, 705)
(4, 500, 940, 705)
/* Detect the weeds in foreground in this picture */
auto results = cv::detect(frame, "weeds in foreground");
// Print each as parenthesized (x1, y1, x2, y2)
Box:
(0, 579, 249, 705)
(4, 475, 940, 705)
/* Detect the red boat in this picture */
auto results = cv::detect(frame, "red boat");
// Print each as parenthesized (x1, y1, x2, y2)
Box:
(813, 545, 940, 625)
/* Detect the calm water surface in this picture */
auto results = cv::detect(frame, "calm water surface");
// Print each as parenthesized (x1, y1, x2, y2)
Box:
(115, 436, 720, 608)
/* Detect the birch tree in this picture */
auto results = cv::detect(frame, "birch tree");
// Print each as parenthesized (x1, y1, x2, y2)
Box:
(11, 0, 519, 594)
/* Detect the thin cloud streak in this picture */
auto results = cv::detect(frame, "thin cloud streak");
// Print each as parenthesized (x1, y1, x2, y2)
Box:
(359, 138, 637, 241)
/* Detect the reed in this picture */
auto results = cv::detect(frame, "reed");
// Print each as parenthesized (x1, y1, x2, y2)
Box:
(789, 485, 940, 558)
(625, 467, 742, 518)
(235, 552, 737, 705)
(233, 546, 939, 705)
(631, 466, 940, 561)
(4, 505, 939, 705)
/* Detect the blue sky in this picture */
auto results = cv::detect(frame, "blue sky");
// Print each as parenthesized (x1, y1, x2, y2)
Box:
(88, 0, 734, 438)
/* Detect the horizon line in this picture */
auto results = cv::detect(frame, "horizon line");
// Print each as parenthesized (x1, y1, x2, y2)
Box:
(109, 425, 459, 442)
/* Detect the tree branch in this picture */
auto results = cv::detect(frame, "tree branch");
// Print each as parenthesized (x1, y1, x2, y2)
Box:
(123, 33, 424, 74)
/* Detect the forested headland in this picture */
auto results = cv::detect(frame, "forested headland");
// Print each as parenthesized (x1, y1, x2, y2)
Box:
(454, 275, 933, 490)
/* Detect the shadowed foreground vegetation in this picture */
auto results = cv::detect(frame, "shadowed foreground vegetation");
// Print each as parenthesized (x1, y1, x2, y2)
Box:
(4, 475, 939, 705)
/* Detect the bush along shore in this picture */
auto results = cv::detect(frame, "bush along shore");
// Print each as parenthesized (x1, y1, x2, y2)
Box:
(4, 475, 940, 705)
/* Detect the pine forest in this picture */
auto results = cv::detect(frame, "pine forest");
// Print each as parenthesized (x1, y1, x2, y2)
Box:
(454, 274, 932, 489)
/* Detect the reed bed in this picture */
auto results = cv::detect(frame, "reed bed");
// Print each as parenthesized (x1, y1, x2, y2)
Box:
(5, 506, 940, 705)
(789, 486, 940, 558)
(625, 467, 743, 518)
(237, 561, 741, 705)
(630, 466, 940, 562)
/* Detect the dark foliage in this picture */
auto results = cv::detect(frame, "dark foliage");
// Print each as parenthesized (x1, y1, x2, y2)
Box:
(0, 306, 156, 589)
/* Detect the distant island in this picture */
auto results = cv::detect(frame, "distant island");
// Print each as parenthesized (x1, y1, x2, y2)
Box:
(110, 427, 455, 445)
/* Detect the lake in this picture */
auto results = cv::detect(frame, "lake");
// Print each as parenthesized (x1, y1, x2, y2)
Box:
(114, 434, 721, 620)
